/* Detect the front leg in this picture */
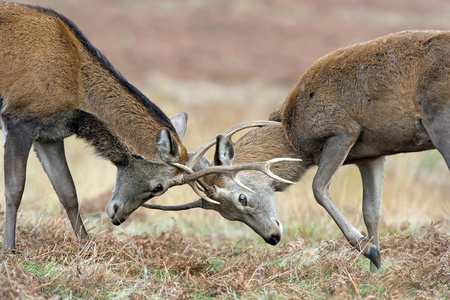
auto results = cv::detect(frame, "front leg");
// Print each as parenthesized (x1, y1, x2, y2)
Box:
(312, 133, 381, 268)
(2, 119, 36, 251)
(33, 140, 87, 239)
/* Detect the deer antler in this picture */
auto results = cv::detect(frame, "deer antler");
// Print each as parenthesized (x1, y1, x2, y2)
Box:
(160, 120, 299, 206)
(187, 120, 281, 169)
(184, 158, 301, 191)
(168, 162, 220, 204)
(142, 157, 302, 211)
(170, 157, 301, 195)
(142, 199, 204, 210)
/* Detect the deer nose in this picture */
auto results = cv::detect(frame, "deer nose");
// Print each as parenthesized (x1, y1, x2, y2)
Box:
(106, 202, 125, 226)
(265, 219, 283, 245)
(267, 234, 281, 245)
(275, 219, 283, 236)
(268, 219, 283, 245)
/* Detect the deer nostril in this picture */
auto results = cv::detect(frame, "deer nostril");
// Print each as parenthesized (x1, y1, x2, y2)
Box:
(267, 234, 281, 245)
(113, 203, 119, 213)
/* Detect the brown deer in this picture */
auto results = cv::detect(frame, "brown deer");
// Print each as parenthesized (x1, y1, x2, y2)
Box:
(0, 2, 191, 251)
(0, 2, 294, 251)
(143, 30, 450, 271)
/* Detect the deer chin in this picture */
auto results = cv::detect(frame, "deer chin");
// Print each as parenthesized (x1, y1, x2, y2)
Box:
(110, 215, 126, 226)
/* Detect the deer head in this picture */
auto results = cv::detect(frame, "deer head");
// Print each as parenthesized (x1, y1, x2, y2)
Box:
(141, 122, 302, 245)
(106, 112, 190, 225)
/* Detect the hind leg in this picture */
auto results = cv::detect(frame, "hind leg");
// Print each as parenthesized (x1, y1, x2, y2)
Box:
(421, 108, 450, 169)
(33, 140, 88, 238)
(357, 156, 386, 272)
(2, 120, 35, 251)
(418, 75, 450, 169)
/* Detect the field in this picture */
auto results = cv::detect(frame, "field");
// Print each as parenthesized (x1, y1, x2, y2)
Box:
(1, 0, 449, 298)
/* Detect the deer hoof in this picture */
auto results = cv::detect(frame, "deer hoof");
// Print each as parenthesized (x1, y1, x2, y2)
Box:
(364, 246, 381, 269)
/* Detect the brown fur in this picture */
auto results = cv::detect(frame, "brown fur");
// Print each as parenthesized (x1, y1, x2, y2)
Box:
(0, 2, 189, 251)
(206, 30, 450, 270)
(282, 30, 445, 163)
(0, 2, 187, 162)
(235, 30, 450, 169)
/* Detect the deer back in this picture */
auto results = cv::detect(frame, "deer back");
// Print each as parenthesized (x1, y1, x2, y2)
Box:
(282, 30, 446, 161)
(0, 3, 83, 118)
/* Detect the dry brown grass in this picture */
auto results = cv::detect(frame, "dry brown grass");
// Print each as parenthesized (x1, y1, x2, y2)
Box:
(0, 215, 448, 299)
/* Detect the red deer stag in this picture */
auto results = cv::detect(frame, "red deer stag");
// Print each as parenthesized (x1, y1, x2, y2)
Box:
(0, 1, 294, 251)
(143, 30, 450, 271)
(0, 2, 191, 251)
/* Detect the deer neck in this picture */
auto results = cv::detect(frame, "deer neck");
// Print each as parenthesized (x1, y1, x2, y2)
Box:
(78, 59, 183, 162)
(233, 123, 310, 191)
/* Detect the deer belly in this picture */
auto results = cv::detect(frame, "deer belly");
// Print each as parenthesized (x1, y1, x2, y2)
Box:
(35, 110, 78, 141)
(349, 118, 434, 159)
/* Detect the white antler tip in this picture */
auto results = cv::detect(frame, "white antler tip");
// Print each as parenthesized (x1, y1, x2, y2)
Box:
(264, 157, 301, 184)
(267, 158, 302, 164)
(233, 177, 256, 193)
(203, 197, 221, 205)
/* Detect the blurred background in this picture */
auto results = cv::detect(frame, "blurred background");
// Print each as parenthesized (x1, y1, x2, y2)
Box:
(2, 0, 449, 245)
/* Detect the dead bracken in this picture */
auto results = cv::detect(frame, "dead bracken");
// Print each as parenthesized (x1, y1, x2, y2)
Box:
(0, 216, 448, 299)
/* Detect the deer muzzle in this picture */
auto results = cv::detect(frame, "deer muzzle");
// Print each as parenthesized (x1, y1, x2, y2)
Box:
(264, 218, 283, 245)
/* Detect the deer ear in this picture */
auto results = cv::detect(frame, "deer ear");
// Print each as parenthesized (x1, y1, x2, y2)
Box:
(156, 128, 180, 162)
(214, 134, 234, 166)
(169, 112, 188, 140)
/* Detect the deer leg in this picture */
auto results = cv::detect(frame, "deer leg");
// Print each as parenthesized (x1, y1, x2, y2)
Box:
(421, 108, 450, 169)
(312, 133, 381, 268)
(2, 120, 35, 251)
(33, 140, 87, 239)
(357, 156, 386, 272)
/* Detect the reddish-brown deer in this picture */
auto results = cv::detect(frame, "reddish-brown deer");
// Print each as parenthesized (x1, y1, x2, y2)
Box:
(0, 2, 192, 251)
(143, 30, 450, 271)
(0, 2, 292, 251)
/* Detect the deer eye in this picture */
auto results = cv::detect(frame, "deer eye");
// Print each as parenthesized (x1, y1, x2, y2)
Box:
(152, 184, 164, 193)
(238, 194, 247, 206)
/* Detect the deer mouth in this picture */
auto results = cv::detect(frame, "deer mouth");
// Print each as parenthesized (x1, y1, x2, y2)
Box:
(110, 215, 126, 226)
(265, 234, 281, 245)
(107, 202, 132, 226)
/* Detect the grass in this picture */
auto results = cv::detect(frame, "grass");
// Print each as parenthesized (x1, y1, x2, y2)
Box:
(1, 218, 449, 298)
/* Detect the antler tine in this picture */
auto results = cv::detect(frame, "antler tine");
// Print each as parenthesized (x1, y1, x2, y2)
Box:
(263, 158, 302, 184)
(168, 162, 214, 196)
(142, 199, 204, 211)
(231, 174, 256, 193)
(167, 162, 219, 204)
(169, 162, 194, 174)
(188, 181, 220, 204)
(183, 157, 302, 185)
(187, 120, 281, 169)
